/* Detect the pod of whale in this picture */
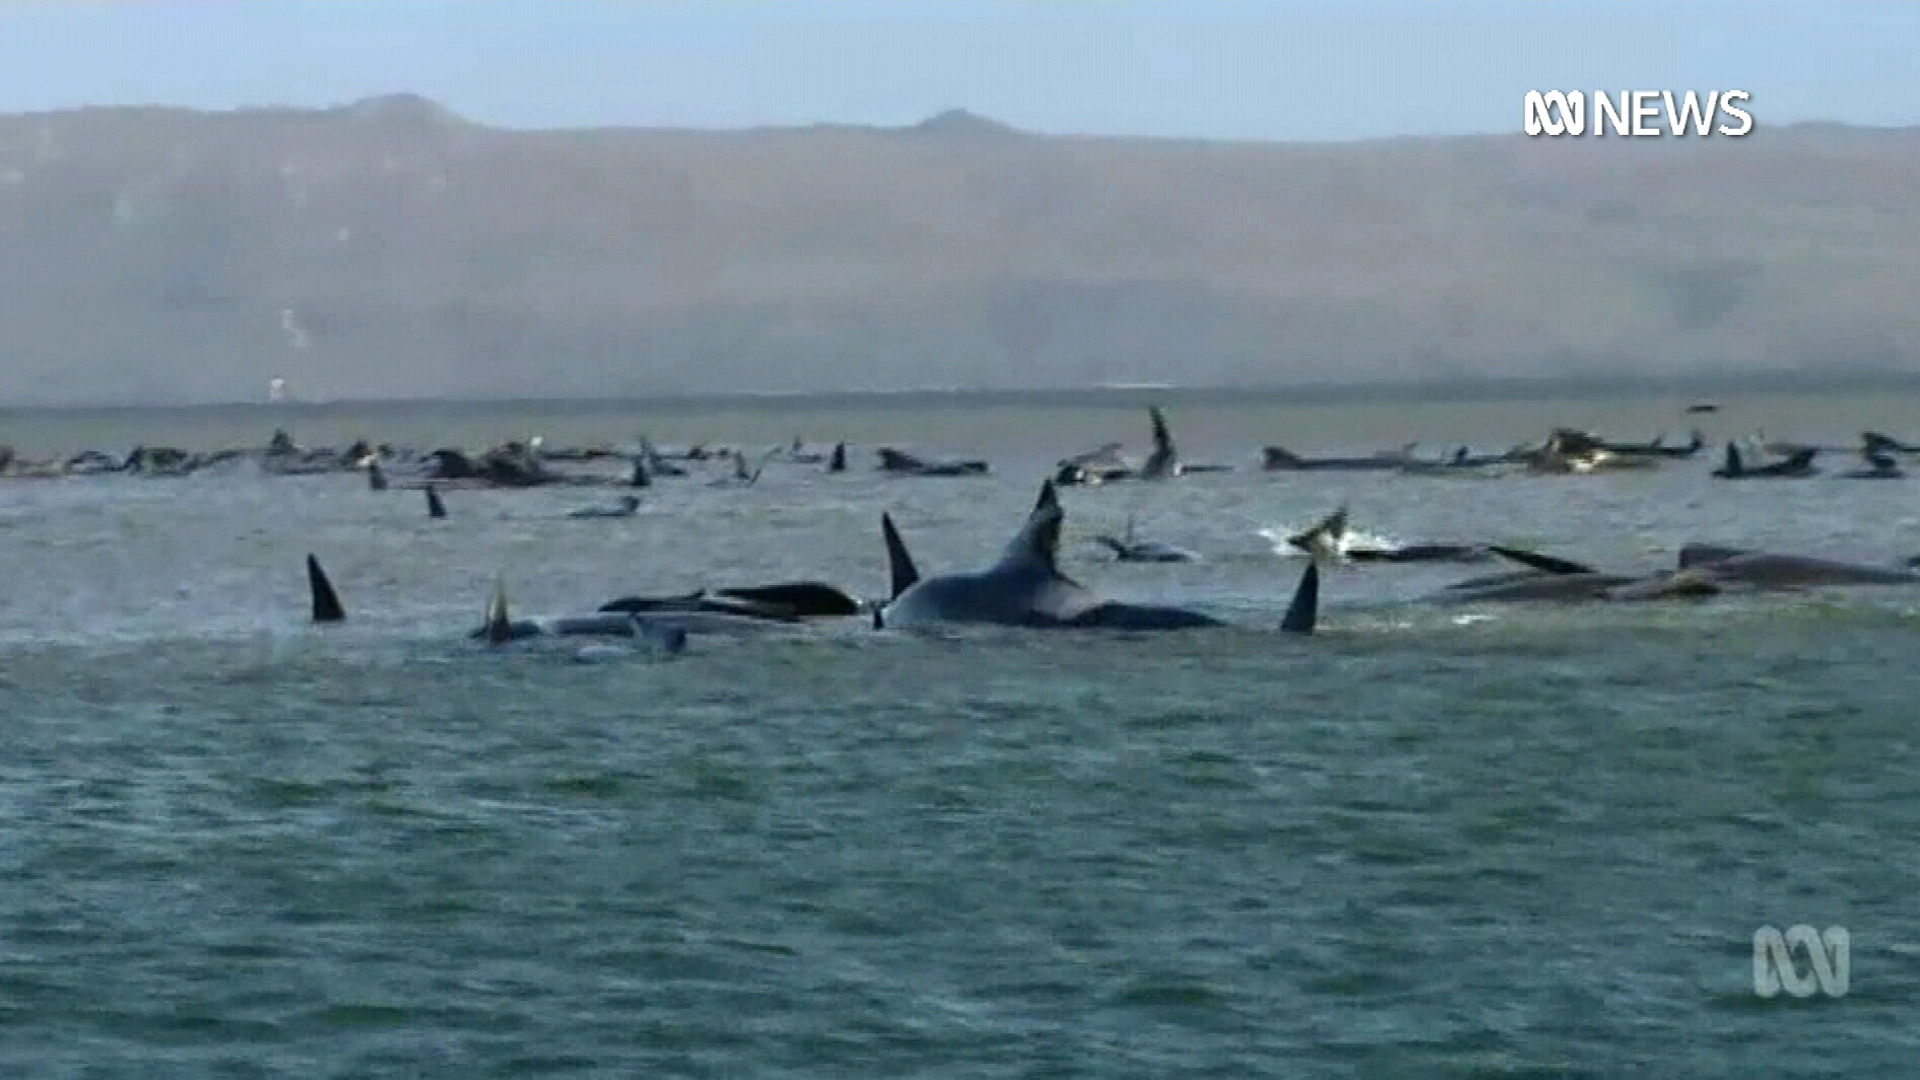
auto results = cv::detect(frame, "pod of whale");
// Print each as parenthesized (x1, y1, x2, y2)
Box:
(1054, 407, 1233, 486)
(181, 402, 1920, 663)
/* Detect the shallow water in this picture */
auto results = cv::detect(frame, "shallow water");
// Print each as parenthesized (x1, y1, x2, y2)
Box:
(3, 394, 1917, 1078)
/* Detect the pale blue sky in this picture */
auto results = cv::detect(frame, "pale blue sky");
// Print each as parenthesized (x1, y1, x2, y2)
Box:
(0, 1, 1912, 140)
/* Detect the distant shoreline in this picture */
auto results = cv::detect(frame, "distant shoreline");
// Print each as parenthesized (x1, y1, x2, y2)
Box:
(4, 371, 1919, 420)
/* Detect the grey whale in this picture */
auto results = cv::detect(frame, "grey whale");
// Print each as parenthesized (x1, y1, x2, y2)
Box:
(875, 479, 1317, 634)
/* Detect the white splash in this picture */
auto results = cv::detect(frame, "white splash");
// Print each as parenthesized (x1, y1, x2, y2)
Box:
(1258, 523, 1400, 561)
(279, 308, 310, 350)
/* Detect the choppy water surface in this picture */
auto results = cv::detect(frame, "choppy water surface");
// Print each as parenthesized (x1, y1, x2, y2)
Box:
(4, 394, 1919, 1078)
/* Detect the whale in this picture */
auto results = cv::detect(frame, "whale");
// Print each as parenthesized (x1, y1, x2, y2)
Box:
(1863, 431, 1920, 454)
(598, 580, 863, 621)
(1052, 408, 1227, 485)
(1261, 446, 1412, 472)
(1440, 540, 1920, 602)
(1842, 449, 1905, 479)
(1675, 544, 1920, 588)
(1439, 546, 1720, 603)
(1283, 506, 1489, 564)
(1139, 406, 1181, 479)
(307, 554, 346, 622)
(1711, 442, 1818, 479)
(708, 448, 777, 487)
(473, 576, 691, 649)
(876, 448, 991, 476)
(1053, 441, 1132, 486)
(701, 581, 863, 616)
(425, 484, 447, 518)
(1094, 534, 1199, 563)
(1135, 406, 1231, 478)
(1092, 517, 1199, 562)
(569, 495, 640, 518)
(1581, 429, 1704, 459)
(874, 479, 1316, 633)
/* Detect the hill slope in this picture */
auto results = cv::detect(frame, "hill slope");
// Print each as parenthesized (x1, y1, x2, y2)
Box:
(1, 95, 1917, 405)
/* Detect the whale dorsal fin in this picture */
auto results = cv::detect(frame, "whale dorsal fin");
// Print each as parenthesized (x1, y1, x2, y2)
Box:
(425, 484, 447, 519)
(881, 513, 921, 599)
(1487, 545, 1595, 575)
(1722, 442, 1742, 475)
(996, 480, 1065, 575)
(1280, 560, 1318, 635)
(1149, 406, 1173, 456)
(1032, 477, 1060, 516)
(307, 553, 346, 623)
(485, 574, 512, 644)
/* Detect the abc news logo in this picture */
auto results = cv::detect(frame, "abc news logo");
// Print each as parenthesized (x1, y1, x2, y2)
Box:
(1753, 925, 1849, 999)
(1523, 90, 1754, 137)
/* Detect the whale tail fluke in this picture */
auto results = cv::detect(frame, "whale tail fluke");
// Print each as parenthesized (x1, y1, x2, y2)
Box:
(1289, 504, 1349, 559)
(1280, 560, 1318, 635)
(307, 553, 346, 623)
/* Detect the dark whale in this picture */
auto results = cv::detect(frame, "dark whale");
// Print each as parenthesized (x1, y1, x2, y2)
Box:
(598, 581, 863, 621)
(1711, 442, 1818, 479)
(875, 479, 1316, 633)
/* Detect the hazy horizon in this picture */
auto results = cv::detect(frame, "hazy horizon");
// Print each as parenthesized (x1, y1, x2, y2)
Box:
(4, 1, 1918, 141)
(14, 93, 1919, 145)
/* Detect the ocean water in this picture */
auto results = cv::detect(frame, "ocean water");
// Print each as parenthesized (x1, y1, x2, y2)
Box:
(2, 393, 1917, 1078)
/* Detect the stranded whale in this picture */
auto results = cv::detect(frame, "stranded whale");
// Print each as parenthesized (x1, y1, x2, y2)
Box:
(875, 480, 1316, 633)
